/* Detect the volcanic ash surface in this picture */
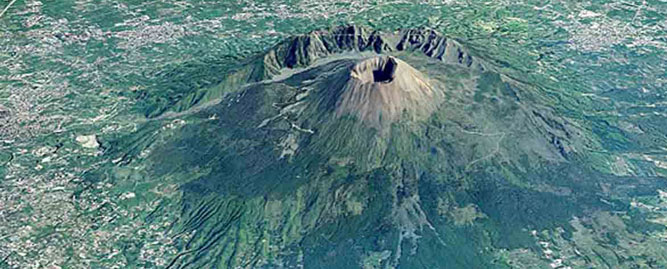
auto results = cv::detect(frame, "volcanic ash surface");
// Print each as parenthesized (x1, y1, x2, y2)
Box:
(335, 56, 441, 129)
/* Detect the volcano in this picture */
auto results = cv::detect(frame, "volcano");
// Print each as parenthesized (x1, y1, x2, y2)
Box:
(335, 56, 440, 130)
(123, 26, 628, 268)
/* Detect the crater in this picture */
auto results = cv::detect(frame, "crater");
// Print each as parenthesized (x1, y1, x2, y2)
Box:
(372, 56, 397, 83)
(335, 56, 442, 129)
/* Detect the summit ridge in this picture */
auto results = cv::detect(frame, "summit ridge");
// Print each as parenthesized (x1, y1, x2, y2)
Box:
(162, 25, 483, 116)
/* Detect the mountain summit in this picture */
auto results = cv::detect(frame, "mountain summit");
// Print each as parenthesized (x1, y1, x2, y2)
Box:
(153, 25, 483, 117)
(336, 56, 440, 129)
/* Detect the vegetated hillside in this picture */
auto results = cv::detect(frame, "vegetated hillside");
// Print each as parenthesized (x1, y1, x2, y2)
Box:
(107, 26, 667, 268)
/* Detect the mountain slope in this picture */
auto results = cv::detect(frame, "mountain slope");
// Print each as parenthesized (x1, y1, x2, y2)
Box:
(103, 26, 667, 268)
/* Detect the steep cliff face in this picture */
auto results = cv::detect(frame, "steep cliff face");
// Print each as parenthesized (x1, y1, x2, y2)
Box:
(268, 25, 483, 70)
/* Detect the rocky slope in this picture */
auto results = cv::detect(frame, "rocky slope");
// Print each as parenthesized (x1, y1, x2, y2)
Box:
(335, 56, 440, 130)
